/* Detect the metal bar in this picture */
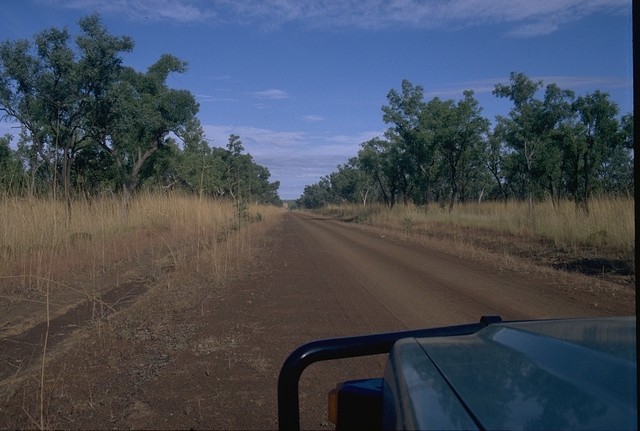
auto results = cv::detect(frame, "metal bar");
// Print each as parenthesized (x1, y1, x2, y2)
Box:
(277, 316, 502, 430)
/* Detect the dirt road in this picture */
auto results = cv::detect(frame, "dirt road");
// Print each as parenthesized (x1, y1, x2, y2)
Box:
(1, 211, 632, 429)
(153, 211, 625, 429)
(280, 212, 613, 326)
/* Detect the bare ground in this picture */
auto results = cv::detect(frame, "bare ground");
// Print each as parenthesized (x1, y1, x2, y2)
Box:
(0, 211, 635, 429)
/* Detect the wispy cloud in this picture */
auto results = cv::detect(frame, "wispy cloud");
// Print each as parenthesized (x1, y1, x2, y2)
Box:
(302, 115, 324, 122)
(49, 0, 214, 22)
(195, 93, 239, 103)
(532, 75, 633, 90)
(44, 0, 630, 36)
(326, 131, 382, 147)
(250, 89, 289, 99)
(201, 124, 382, 198)
(425, 79, 500, 98)
(425, 75, 633, 99)
(203, 125, 305, 150)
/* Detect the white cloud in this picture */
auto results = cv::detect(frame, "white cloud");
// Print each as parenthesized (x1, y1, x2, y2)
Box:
(425, 75, 632, 99)
(46, 0, 630, 36)
(302, 115, 324, 122)
(201, 123, 382, 198)
(195, 93, 239, 103)
(425, 79, 499, 98)
(250, 89, 289, 99)
(202, 124, 305, 150)
(50, 0, 214, 22)
(217, 0, 630, 36)
(326, 130, 381, 147)
(506, 20, 560, 37)
(533, 75, 633, 90)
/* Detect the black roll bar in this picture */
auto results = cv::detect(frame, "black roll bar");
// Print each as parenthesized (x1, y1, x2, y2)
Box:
(277, 315, 503, 430)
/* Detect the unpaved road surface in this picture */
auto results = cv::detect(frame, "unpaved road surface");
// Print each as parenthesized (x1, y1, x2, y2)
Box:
(1, 211, 633, 429)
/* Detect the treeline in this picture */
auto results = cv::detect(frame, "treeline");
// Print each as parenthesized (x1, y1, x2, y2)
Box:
(0, 15, 281, 219)
(298, 74, 633, 212)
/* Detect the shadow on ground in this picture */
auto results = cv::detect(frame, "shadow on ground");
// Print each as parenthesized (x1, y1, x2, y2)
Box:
(554, 258, 634, 276)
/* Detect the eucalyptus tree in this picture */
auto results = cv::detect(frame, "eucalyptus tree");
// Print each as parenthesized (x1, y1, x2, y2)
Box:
(330, 158, 376, 206)
(483, 128, 510, 200)
(32, 26, 82, 219)
(0, 14, 282, 209)
(382, 80, 436, 205)
(178, 119, 221, 198)
(493, 73, 575, 207)
(222, 134, 280, 205)
(420, 90, 489, 210)
(224, 133, 249, 202)
(0, 134, 24, 195)
(512, 82, 576, 207)
(14, 128, 50, 196)
(298, 178, 332, 209)
(0, 27, 76, 205)
(137, 137, 184, 192)
(493, 73, 544, 205)
(101, 54, 198, 214)
(608, 112, 635, 194)
(0, 38, 44, 192)
(0, 14, 134, 218)
(72, 137, 118, 198)
(249, 163, 281, 206)
(451, 91, 492, 205)
(357, 137, 407, 208)
(571, 91, 626, 212)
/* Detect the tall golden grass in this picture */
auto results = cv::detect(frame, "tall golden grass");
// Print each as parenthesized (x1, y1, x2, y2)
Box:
(0, 194, 283, 430)
(0, 193, 282, 294)
(318, 196, 635, 258)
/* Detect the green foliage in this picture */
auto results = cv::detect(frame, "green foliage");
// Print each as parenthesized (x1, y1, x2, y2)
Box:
(0, 14, 281, 211)
(140, 128, 281, 206)
(0, 134, 25, 196)
(298, 74, 633, 211)
(297, 179, 332, 209)
(493, 74, 577, 205)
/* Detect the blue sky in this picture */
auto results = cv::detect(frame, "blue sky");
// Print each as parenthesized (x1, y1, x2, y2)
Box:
(1, 0, 633, 199)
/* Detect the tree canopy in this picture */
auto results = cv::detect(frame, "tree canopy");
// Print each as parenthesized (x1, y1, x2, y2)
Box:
(0, 15, 281, 216)
(298, 75, 633, 211)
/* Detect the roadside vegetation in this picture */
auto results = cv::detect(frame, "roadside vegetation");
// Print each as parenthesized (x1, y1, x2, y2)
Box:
(0, 192, 282, 329)
(314, 196, 634, 284)
(0, 15, 281, 222)
(1, 193, 274, 270)
(298, 74, 634, 283)
(0, 193, 283, 430)
(317, 197, 633, 255)
(0, 12, 286, 335)
(0, 11, 286, 346)
(299, 76, 632, 212)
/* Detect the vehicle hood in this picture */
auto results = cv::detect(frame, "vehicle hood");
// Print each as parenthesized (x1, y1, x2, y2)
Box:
(384, 316, 636, 430)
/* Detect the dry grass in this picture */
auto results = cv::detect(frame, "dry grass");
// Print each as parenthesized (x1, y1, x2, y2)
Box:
(0, 193, 284, 429)
(0, 193, 283, 317)
(1, 194, 232, 260)
(2, 194, 277, 271)
(317, 196, 634, 260)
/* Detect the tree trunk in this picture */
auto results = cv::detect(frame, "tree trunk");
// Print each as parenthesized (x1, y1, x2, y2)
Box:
(120, 181, 131, 221)
(582, 140, 591, 214)
(107, 140, 159, 221)
(448, 163, 458, 212)
(62, 142, 73, 227)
